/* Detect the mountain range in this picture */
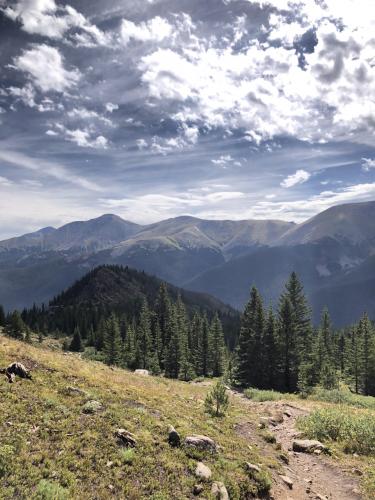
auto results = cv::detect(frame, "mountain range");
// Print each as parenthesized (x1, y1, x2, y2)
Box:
(1, 200, 374, 325)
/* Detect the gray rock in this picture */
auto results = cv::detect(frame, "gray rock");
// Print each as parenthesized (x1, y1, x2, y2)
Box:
(244, 462, 261, 475)
(280, 475, 293, 489)
(134, 369, 149, 376)
(168, 425, 180, 447)
(115, 428, 137, 448)
(293, 439, 326, 453)
(259, 417, 270, 428)
(82, 400, 103, 414)
(211, 481, 229, 499)
(185, 434, 218, 453)
(195, 462, 212, 481)
(66, 386, 88, 396)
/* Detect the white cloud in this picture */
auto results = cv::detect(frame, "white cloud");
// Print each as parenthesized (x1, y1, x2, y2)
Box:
(2, 0, 110, 46)
(105, 103, 119, 113)
(362, 158, 375, 171)
(0, 176, 13, 187)
(46, 129, 58, 136)
(281, 169, 311, 188)
(7, 83, 36, 107)
(0, 149, 102, 191)
(65, 128, 108, 149)
(120, 16, 173, 46)
(67, 108, 113, 126)
(136, 139, 148, 150)
(14, 44, 81, 92)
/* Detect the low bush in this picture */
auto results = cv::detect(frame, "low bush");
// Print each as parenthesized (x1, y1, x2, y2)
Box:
(298, 408, 375, 456)
(244, 388, 284, 402)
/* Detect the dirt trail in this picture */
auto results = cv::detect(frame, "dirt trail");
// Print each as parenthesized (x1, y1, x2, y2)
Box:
(231, 392, 362, 500)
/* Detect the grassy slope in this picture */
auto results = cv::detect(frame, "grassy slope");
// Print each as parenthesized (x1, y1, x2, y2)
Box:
(0, 335, 275, 500)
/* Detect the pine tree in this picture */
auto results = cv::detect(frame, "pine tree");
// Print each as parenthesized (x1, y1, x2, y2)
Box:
(176, 296, 195, 381)
(263, 307, 277, 389)
(137, 300, 152, 370)
(123, 324, 137, 369)
(0, 304, 5, 327)
(205, 380, 229, 417)
(69, 326, 83, 352)
(164, 305, 180, 378)
(9, 310, 25, 340)
(95, 317, 106, 351)
(210, 313, 225, 377)
(103, 314, 122, 365)
(235, 286, 264, 387)
(277, 296, 296, 392)
(199, 314, 211, 377)
(190, 313, 203, 376)
(359, 313, 374, 395)
(155, 283, 171, 366)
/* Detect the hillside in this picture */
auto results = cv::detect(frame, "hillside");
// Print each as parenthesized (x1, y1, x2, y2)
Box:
(0, 335, 373, 499)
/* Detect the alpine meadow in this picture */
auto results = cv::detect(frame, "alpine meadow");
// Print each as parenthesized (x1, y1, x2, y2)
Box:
(1, 1, 375, 499)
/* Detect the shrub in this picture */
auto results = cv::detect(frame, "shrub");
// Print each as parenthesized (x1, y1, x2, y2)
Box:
(309, 387, 375, 409)
(120, 448, 135, 465)
(35, 480, 68, 500)
(298, 408, 375, 456)
(0, 445, 15, 478)
(205, 381, 229, 417)
(245, 388, 284, 402)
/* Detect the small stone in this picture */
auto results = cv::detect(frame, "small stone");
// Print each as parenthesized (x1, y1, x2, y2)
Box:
(259, 417, 269, 428)
(193, 484, 204, 495)
(168, 425, 180, 447)
(283, 410, 292, 418)
(280, 475, 293, 489)
(115, 428, 137, 448)
(108, 484, 114, 491)
(66, 386, 88, 396)
(314, 449, 322, 455)
(195, 462, 212, 481)
(352, 468, 363, 476)
(211, 481, 229, 500)
(106, 461, 114, 468)
(82, 400, 103, 414)
(134, 369, 149, 376)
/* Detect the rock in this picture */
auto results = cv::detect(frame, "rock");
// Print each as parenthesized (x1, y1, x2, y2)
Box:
(193, 484, 204, 495)
(82, 400, 103, 414)
(195, 462, 212, 481)
(292, 439, 326, 453)
(115, 429, 137, 448)
(280, 475, 293, 489)
(283, 409, 292, 418)
(134, 369, 149, 376)
(66, 386, 88, 396)
(313, 449, 322, 455)
(211, 482, 229, 500)
(352, 468, 363, 476)
(269, 411, 284, 425)
(168, 425, 180, 447)
(259, 417, 269, 428)
(244, 462, 261, 475)
(184, 435, 218, 453)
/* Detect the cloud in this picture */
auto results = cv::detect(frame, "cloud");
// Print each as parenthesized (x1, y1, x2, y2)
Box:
(0, 149, 102, 191)
(2, 0, 110, 46)
(7, 83, 36, 107)
(362, 158, 375, 171)
(64, 129, 108, 149)
(105, 103, 119, 113)
(211, 155, 241, 167)
(67, 108, 113, 126)
(0, 176, 13, 187)
(281, 169, 311, 188)
(14, 44, 81, 92)
(136, 139, 148, 150)
(120, 16, 173, 46)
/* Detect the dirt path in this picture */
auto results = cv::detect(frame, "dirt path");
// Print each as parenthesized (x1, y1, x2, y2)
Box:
(231, 392, 362, 500)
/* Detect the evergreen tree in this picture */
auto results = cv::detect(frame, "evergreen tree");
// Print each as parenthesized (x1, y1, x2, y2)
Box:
(235, 286, 264, 387)
(190, 313, 203, 376)
(263, 307, 277, 389)
(164, 305, 180, 378)
(277, 296, 296, 392)
(137, 300, 152, 370)
(360, 313, 374, 395)
(155, 283, 171, 366)
(0, 304, 5, 327)
(103, 314, 122, 365)
(123, 324, 137, 369)
(205, 380, 229, 417)
(69, 326, 83, 352)
(9, 310, 25, 340)
(210, 313, 225, 377)
(199, 314, 211, 377)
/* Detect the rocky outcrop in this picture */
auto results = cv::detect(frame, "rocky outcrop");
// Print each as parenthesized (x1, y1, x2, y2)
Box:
(82, 400, 103, 414)
(292, 439, 326, 453)
(115, 428, 137, 448)
(211, 481, 229, 499)
(134, 369, 149, 376)
(195, 462, 212, 481)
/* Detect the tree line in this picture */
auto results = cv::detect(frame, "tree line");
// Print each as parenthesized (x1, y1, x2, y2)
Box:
(234, 272, 375, 396)
(1, 271, 374, 395)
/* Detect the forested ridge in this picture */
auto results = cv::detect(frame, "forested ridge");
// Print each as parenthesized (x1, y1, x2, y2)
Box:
(1, 266, 374, 395)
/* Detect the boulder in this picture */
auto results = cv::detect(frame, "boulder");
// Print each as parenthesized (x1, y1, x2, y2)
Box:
(211, 481, 229, 500)
(292, 439, 326, 453)
(115, 428, 137, 448)
(168, 425, 180, 447)
(185, 435, 218, 453)
(195, 462, 212, 481)
(269, 411, 284, 425)
(134, 369, 149, 376)
(82, 400, 103, 414)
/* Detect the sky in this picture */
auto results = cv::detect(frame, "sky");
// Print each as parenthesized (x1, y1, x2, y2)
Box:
(0, 0, 374, 239)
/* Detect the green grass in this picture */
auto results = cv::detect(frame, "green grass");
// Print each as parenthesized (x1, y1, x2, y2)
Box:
(297, 407, 375, 456)
(0, 335, 273, 499)
(309, 387, 375, 409)
(244, 388, 287, 402)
